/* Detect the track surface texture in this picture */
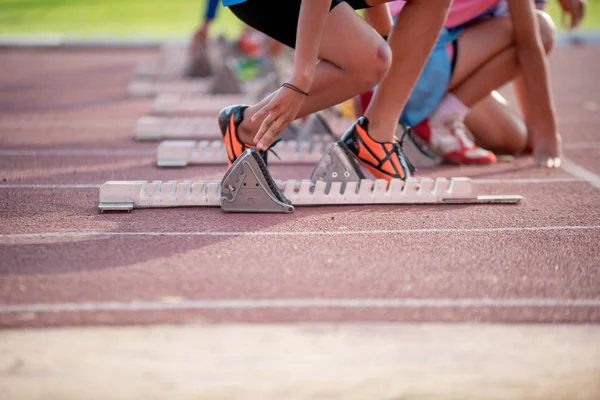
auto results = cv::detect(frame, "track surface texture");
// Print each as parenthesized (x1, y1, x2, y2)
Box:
(0, 46, 599, 327)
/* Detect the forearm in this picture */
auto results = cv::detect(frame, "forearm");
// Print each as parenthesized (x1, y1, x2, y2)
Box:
(517, 45, 557, 138)
(291, 0, 333, 90)
(507, 0, 557, 138)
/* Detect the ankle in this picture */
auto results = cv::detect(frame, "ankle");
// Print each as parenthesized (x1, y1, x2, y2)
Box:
(237, 108, 256, 145)
(237, 121, 254, 145)
(362, 114, 398, 143)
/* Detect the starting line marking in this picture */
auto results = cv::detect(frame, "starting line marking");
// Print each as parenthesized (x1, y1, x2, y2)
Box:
(562, 158, 600, 189)
(1, 297, 600, 314)
(2, 225, 600, 240)
(0, 149, 155, 157)
(0, 177, 586, 190)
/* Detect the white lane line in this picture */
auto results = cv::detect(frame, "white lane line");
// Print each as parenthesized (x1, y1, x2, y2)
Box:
(0, 149, 154, 157)
(473, 177, 581, 184)
(562, 159, 600, 189)
(1, 298, 599, 314)
(2, 225, 600, 239)
(0, 120, 135, 128)
(0, 184, 102, 189)
(0, 177, 584, 190)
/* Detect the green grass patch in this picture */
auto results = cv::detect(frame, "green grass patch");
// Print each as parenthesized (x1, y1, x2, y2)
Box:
(0, 0, 243, 38)
(0, 0, 599, 38)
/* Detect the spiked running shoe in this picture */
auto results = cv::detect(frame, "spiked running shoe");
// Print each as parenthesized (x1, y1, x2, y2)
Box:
(412, 117, 496, 165)
(218, 105, 276, 167)
(339, 116, 414, 182)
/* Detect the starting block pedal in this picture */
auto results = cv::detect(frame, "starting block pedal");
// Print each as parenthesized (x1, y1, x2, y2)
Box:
(156, 139, 333, 167)
(99, 146, 522, 213)
(220, 149, 295, 213)
(397, 123, 443, 168)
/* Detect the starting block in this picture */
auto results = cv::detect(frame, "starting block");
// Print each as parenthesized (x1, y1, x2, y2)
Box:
(99, 145, 522, 213)
(132, 40, 223, 80)
(135, 116, 218, 141)
(152, 74, 278, 116)
(129, 58, 276, 97)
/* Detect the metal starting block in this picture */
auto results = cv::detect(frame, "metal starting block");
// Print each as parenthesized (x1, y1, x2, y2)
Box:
(156, 139, 334, 167)
(99, 146, 522, 213)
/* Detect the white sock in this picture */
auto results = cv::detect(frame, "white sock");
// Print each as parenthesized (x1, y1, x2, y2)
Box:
(430, 93, 469, 123)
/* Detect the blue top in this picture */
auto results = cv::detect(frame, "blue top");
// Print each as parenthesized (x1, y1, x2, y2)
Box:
(222, 0, 247, 6)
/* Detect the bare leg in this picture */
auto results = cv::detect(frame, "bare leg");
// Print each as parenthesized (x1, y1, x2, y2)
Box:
(448, 11, 555, 153)
(364, 0, 452, 142)
(237, 3, 391, 143)
(465, 92, 527, 154)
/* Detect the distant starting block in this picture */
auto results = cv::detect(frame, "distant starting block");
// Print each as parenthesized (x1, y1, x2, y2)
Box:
(99, 145, 522, 213)
(156, 139, 333, 167)
(135, 113, 347, 141)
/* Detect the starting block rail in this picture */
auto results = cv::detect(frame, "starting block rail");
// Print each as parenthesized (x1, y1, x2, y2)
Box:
(153, 93, 257, 115)
(128, 79, 268, 97)
(156, 140, 334, 167)
(135, 116, 218, 141)
(135, 113, 350, 142)
(98, 177, 521, 212)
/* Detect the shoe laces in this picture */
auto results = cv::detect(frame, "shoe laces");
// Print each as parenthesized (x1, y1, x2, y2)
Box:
(260, 138, 283, 160)
(394, 124, 416, 175)
(447, 119, 476, 150)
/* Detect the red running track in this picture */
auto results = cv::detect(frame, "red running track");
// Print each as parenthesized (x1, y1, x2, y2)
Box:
(0, 46, 599, 328)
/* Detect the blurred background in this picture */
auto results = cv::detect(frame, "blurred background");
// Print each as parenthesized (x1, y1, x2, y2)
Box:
(1, 0, 599, 41)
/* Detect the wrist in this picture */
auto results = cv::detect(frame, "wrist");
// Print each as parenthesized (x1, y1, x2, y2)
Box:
(289, 71, 313, 93)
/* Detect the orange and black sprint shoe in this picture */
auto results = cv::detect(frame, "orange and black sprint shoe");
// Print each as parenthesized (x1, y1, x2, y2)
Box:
(339, 116, 415, 182)
(218, 105, 273, 167)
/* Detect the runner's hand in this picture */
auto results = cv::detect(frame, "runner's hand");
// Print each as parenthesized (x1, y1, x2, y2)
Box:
(252, 85, 307, 151)
(533, 133, 562, 168)
(559, 0, 586, 30)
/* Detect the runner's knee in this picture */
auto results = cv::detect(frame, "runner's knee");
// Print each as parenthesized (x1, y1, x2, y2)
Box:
(355, 39, 391, 90)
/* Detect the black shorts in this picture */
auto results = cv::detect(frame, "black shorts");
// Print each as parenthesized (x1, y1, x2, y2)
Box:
(229, 0, 372, 49)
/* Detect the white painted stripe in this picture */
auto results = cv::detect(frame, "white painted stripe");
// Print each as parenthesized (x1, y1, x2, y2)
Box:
(0, 184, 101, 189)
(2, 225, 600, 239)
(473, 177, 581, 184)
(0, 120, 134, 128)
(0, 177, 582, 190)
(562, 159, 600, 189)
(1, 297, 599, 314)
(0, 149, 154, 157)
